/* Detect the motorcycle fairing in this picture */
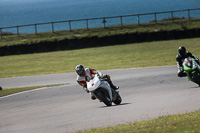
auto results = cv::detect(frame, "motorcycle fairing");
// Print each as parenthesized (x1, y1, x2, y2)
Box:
(183, 58, 200, 81)
(87, 74, 101, 91)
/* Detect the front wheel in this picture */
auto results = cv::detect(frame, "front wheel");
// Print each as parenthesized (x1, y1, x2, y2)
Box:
(96, 90, 112, 106)
(191, 72, 200, 86)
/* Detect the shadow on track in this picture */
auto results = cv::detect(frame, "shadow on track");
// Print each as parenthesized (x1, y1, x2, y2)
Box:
(100, 102, 131, 108)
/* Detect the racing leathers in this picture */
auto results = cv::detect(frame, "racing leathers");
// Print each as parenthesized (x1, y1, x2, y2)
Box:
(176, 51, 199, 77)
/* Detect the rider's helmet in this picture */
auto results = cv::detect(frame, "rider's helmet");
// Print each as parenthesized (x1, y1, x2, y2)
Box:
(75, 64, 86, 76)
(178, 46, 186, 56)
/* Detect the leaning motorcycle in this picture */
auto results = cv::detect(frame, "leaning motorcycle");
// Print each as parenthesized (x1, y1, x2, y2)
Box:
(183, 57, 200, 86)
(86, 74, 122, 106)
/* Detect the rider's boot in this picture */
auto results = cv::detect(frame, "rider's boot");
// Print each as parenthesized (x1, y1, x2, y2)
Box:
(110, 83, 119, 90)
(104, 74, 119, 90)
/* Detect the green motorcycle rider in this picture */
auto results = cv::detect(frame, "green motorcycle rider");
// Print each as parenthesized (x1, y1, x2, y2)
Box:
(176, 46, 200, 77)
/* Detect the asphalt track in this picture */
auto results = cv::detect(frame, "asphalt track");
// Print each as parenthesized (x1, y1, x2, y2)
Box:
(0, 66, 200, 133)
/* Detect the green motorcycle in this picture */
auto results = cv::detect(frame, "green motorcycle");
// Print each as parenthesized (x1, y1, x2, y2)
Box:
(183, 58, 200, 86)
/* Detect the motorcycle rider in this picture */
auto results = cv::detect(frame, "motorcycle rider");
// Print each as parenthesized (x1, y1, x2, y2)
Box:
(176, 46, 199, 77)
(75, 64, 119, 100)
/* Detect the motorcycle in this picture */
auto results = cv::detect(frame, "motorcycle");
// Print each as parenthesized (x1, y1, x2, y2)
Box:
(86, 74, 122, 106)
(183, 57, 200, 86)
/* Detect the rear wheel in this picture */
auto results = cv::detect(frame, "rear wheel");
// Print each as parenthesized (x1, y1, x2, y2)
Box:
(113, 93, 122, 105)
(96, 90, 112, 106)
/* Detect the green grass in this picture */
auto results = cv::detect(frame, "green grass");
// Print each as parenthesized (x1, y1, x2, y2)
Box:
(75, 111, 200, 133)
(0, 83, 68, 97)
(1, 37, 200, 78)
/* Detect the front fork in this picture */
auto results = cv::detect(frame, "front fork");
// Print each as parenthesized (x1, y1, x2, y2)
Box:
(100, 81, 113, 101)
(92, 81, 113, 102)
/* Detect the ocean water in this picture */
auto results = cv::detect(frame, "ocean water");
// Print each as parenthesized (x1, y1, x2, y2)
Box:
(1, 0, 200, 33)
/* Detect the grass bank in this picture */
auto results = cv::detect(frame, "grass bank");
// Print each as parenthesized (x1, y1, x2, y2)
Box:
(1, 18, 200, 48)
(0, 37, 200, 78)
(75, 110, 200, 133)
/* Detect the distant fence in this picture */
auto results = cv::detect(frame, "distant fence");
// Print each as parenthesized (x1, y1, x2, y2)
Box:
(1, 8, 200, 39)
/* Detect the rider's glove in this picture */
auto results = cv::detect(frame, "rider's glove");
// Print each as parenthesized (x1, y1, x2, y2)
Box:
(85, 76, 90, 82)
(96, 71, 103, 77)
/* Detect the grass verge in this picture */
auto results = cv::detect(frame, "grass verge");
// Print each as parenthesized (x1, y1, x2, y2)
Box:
(75, 110, 200, 133)
(0, 83, 68, 97)
(0, 37, 200, 78)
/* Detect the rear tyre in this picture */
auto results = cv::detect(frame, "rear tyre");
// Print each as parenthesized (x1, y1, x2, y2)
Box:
(113, 93, 122, 105)
(96, 90, 112, 106)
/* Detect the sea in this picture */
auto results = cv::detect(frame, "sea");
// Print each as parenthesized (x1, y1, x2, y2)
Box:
(0, 0, 200, 33)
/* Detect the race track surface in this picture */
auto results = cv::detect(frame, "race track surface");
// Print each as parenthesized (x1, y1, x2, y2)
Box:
(0, 66, 200, 133)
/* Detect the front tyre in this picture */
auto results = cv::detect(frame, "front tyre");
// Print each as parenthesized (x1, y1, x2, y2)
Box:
(96, 90, 112, 106)
(192, 72, 200, 86)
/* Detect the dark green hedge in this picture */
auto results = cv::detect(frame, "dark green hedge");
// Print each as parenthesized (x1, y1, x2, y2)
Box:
(1, 29, 200, 56)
